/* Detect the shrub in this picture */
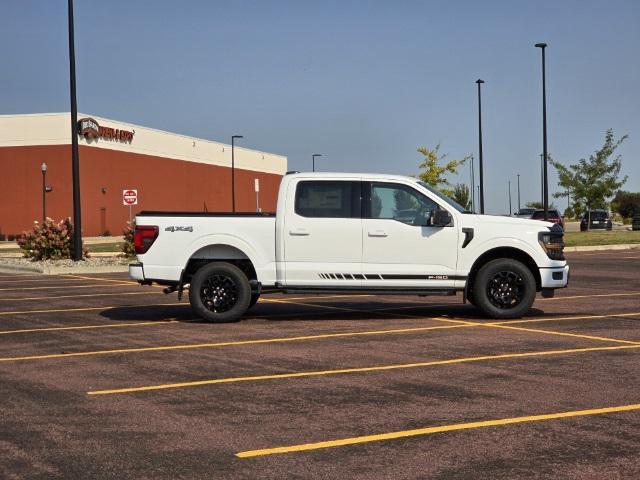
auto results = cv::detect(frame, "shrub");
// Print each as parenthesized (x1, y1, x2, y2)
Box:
(17, 218, 88, 261)
(102, 230, 112, 237)
(122, 221, 136, 257)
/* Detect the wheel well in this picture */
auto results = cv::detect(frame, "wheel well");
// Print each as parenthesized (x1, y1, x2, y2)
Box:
(183, 244, 257, 284)
(466, 247, 541, 296)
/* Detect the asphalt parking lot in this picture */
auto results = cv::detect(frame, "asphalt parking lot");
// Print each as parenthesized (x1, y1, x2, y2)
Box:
(1, 250, 639, 479)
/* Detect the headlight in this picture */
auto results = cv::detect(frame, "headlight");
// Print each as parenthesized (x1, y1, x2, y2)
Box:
(538, 225, 564, 260)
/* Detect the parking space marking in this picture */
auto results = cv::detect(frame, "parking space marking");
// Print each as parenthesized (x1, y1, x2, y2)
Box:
(87, 343, 640, 396)
(540, 292, 640, 301)
(0, 324, 474, 362)
(0, 291, 161, 302)
(0, 277, 107, 284)
(0, 302, 184, 316)
(0, 321, 178, 335)
(67, 274, 140, 285)
(235, 402, 640, 458)
(281, 300, 639, 345)
(0, 283, 134, 292)
(7, 311, 639, 362)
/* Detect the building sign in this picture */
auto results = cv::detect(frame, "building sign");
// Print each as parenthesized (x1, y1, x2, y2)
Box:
(78, 117, 135, 143)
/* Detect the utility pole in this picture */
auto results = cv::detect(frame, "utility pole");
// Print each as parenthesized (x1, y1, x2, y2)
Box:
(508, 180, 512, 215)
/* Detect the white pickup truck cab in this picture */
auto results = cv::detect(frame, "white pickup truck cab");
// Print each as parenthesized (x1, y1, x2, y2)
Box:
(130, 172, 568, 322)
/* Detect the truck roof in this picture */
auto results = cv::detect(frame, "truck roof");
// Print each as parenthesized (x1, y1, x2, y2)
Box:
(286, 172, 418, 182)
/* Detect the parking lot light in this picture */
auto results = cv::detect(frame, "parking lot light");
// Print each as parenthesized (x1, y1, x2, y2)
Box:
(535, 42, 549, 222)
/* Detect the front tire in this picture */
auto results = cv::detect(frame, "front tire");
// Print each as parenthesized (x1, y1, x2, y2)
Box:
(189, 262, 251, 323)
(473, 258, 536, 319)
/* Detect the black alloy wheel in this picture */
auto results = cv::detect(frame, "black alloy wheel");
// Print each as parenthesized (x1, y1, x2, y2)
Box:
(473, 258, 537, 319)
(189, 262, 251, 323)
(200, 274, 239, 313)
(486, 271, 525, 310)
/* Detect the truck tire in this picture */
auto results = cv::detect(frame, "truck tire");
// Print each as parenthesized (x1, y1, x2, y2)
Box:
(473, 258, 536, 319)
(189, 262, 251, 323)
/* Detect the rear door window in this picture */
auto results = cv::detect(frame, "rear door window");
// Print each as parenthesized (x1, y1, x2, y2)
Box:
(294, 181, 361, 218)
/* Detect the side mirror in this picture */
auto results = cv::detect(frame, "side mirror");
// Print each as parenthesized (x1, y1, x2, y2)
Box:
(432, 209, 452, 227)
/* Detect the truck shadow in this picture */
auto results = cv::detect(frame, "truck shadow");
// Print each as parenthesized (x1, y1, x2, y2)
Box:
(99, 300, 548, 324)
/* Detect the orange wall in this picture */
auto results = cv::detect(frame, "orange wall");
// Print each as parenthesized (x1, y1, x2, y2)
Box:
(0, 145, 282, 237)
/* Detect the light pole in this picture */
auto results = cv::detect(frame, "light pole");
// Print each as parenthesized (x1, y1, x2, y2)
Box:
(535, 42, 549, 221)
(470, 155, 475, 213)
(231, 135, 243, 212)
(540, 153, 544, 206)
(41, 162, 47, 222)
(508, 180, 512, 215)
(312, 154, 322, 172)
(68, 0, 82, 260)
(476, 79, 485, 214)
(517, 174, 521, 212)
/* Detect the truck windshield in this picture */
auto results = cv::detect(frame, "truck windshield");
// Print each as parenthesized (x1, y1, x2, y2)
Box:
(416, 181, 468, 213)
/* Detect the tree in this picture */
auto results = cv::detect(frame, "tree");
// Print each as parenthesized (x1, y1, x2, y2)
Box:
(452, 184, 471, 210)
(551, 130, 628, 216)
(416, 144, 472, 197)
(612, 191, 640, 218)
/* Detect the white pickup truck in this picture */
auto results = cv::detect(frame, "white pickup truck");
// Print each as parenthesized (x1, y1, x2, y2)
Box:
(130, 172, 568, 322)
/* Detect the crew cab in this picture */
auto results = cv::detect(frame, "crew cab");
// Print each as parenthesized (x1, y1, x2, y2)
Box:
(130, 173, 569, 322)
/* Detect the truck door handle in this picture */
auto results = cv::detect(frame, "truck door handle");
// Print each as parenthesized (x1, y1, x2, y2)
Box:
(289, 227, 310, 236)
(368, 230, 388, 237)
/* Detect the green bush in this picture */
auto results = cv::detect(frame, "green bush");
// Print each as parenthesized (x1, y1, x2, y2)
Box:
(122, 221, 136, 257)
(17, 218, 88, 261)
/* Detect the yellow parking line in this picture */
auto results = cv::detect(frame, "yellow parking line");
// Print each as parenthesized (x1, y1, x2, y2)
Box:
(0, 302, 184, 316)
(87, 343, 640, 396)
(498, 312, 640, 325)
(283, 299, 639, 346)
(0, 321, 178, 335)
(0, 283, 134, 292)
(236, 402, 640, 457)
(0, 277, 105, 284)
(0, 324, 473, 362)
(540, 292, 640, 301)
(67, 274, 138, 285)
(0, 291, 160, 302)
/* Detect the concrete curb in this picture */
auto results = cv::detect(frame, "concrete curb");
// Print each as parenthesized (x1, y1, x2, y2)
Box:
(564, 243, 640, 252)
(0, 261, 130, 276)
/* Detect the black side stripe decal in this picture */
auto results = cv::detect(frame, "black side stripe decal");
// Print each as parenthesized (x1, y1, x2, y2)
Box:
(316, 273, 467, 281)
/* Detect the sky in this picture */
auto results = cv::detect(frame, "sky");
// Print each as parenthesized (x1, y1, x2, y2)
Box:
(2, 0, 639, 214)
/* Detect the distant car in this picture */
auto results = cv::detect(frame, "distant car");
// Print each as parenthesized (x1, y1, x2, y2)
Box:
(580, 210, 612, 231)
(515, 208, 535, 219)
(632, 213, 640, 231)
(531, 209, 564, 230)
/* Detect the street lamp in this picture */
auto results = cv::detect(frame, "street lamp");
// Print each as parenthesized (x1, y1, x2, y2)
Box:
(535, 42, 549, 221)
(312, 154, 322, 172)
(68, 0, 82, 260)
(508, 180, 512, 215)
(476, 79, 485, 214)
(41, 162, 47, 222)
(517, 173, 521, 212)
(231, 135, 243, 212)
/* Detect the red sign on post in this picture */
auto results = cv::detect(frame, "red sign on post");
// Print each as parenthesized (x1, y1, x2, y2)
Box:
(123, 189, 138, 206)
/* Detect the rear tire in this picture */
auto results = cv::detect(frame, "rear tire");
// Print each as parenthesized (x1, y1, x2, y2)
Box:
(189, 262, 251, 323)
(473, 258, 536, 319)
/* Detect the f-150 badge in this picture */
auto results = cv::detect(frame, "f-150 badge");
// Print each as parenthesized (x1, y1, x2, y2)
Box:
(165, 226, 193, 232)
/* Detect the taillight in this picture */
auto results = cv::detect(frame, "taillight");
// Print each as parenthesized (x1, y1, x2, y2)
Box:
(134, 225, 159, 254)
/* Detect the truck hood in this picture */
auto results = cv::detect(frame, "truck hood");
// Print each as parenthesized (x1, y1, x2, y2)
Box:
(461, 213, 554, 230)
